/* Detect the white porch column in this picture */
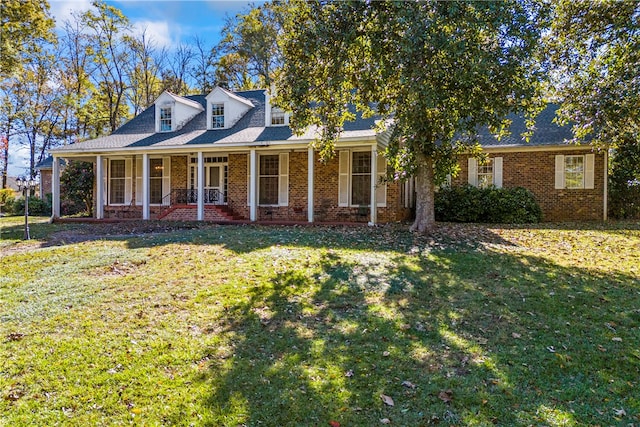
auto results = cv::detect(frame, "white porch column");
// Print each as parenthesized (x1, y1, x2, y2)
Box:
(96, 155, 104, 219)
(51, 155, 60, 218)
(369, 146, 377, 226)
(142, 153, 149, 220)
(197, 151, 204, 221)
(307, 147, 314, 223)
(249, 149, 258, 221)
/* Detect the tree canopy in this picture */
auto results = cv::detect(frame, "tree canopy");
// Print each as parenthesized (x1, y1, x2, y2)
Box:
(548, 0, 640, 149)
(276, 0, 546, 232)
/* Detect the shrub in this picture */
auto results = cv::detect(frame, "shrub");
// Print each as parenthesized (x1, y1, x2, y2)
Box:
(0, 188, 15, 215)
(10, 195, 52, 216)
(435, 185, 542, 223)
(609, 142, 640, 219)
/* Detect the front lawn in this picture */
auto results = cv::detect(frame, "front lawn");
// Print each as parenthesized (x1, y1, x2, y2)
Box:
(1, 219, 639, 425)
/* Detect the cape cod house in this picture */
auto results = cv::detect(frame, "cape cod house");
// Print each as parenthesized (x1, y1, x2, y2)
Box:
(48, 88, 607, 223)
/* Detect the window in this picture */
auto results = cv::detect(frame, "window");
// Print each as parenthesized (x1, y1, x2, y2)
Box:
(271, 107, 286, 125)
(150, 158, 163, 204)
(351, 152, 371, 205)
(477, 159, 494, 189)
(259, 155, 279, 205)
(211, 103, 224, 128)
(160, 106, 172, 132)
(564, 155, 584, 189)
(338, 150, 387, 207)
(555, 154, 595, 190)
(468, 157, 502, 188)
(110, 159, 125, 204)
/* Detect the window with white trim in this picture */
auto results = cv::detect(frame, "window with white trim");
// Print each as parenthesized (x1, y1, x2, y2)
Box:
(259, 155, 279, 205)
(351, 152, 371, 205)
(270, 107, 287, 125)
(468, 157, 503, 188)
(160, 106, 172, 132)
(211, 103, 225, 128)
(338, 150, 387, 207)
(109, 159, 126, 204)
(564, 155, 584, 189)
(555, 154, 594, 190)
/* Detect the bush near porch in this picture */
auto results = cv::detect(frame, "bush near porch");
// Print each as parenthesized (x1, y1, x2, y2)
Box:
(1, 218, 639, 426)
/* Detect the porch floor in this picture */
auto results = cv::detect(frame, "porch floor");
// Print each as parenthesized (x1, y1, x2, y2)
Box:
(52, 217, 370, 227)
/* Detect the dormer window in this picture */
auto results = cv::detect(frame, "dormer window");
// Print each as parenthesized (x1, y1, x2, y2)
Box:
(211, 103, 225, 128)
(160, 106, 172, 132)
(271, 107, 287, 125)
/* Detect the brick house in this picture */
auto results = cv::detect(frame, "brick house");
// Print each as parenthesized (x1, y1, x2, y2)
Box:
(49, 88, 607, 223)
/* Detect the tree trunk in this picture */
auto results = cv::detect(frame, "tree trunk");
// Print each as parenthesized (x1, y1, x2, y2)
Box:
(410, 152, 436, 233)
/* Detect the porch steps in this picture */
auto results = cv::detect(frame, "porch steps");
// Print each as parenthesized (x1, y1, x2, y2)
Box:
(157, 205, 244, 221)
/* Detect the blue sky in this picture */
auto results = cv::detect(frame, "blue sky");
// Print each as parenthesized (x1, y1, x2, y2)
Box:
(8, 0, 259, 177)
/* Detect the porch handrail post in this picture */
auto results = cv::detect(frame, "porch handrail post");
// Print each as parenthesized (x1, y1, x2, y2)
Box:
(197, 151, 204, 221)
(249, 149, 257, 221)
(142, 153, 150, 220)
(96, 155, 104, 219)
(52, 155, 60, 218)
(307, 147, 314, 223)
(369, 146, 377, 226)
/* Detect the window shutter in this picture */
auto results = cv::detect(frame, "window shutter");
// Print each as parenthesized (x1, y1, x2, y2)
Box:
(376, 154, 387, 207)
(103, 158, 108, 206)
(135, 157, 142, 205)
(585, 154, 595, 189)
(555, 155, 565, 189)
(162, 156, 171, 205)
(338, 151, 349, 207)
(468, 158, 478, 186)
(124, 158, 132, 204)
(279, 153, 289, 206)
(247, 154, 251, 206)
(493, 157, 503, 188)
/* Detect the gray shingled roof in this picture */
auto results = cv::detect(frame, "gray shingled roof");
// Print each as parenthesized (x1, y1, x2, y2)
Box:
(52, 89, 573, 154)
(476, 104, 573, 146)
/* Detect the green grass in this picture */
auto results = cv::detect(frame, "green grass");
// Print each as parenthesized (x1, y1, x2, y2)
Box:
(1, 218, 639, 426)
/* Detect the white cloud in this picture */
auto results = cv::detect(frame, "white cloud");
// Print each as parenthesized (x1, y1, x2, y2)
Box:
(131, 20, 174, 49)
(49, 0, 94, 28)
(7, 146, 31, 177)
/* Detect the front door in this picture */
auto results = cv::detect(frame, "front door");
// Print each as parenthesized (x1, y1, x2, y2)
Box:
(206, 165, 222, 204)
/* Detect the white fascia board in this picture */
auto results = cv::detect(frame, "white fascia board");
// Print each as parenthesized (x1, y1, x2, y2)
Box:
(160, 91, 204, 111)
(206, 86, 254, 108)
(479, 144, 599, 153)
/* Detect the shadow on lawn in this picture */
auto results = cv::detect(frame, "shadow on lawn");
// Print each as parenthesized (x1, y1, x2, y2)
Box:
(190, 242, 639, 426)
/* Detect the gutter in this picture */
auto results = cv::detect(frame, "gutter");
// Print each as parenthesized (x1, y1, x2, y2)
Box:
(603, 149, 608, 221)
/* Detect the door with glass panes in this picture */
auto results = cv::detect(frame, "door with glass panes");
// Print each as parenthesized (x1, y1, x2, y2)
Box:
(189, 158, 228, 204)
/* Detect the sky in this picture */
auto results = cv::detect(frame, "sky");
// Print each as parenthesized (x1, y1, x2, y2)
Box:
(7, 0, 260, 177)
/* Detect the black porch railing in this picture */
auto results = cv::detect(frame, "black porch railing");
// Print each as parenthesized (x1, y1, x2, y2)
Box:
(162, 188, 226, 206)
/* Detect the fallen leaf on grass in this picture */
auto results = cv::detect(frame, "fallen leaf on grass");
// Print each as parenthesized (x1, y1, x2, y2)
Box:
(614, 408, 626, 417)
(329, 421, 340, 427)
(383, 351, 390, 357)
(438, 389, 453, 403)
(401, 380, 416, 389)
(380, 418, 391, 424)
(345, 370, 354, 378)
(6, 333, 25, 342)
(612, 337, 622, 342)
(511, 332, 521, 339)
(380, 394, 394, 406)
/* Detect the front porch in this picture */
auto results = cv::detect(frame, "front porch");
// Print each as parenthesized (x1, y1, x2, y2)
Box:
(50, 147, 412, 225)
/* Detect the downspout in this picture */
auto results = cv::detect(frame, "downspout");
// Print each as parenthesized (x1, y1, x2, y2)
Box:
(603, 150, 608, 221)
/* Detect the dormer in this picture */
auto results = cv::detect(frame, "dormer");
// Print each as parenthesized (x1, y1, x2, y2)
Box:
(205, 87, 254, 130)
(154, 91, 204, 133)
(265, 87, 290, 127)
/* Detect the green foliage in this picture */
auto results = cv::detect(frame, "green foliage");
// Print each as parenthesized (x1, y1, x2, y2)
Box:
(0, 188, 16, 214)
(0, 0, 55, 78)
(10, 195, 51, 216)
(609, 142, 640, 219)
(276, 1, 546, 231)
(548, 1, 640, 149)
(61, 161, 94, 216)
(435, 185, 542, 223)
(217, 2, 282, 89)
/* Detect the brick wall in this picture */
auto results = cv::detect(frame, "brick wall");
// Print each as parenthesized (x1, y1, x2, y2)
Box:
(228, 153, 249, 219)
(171, 156, 188, 192)
(40, 170, 52, 199)
(456, 149, 605, 221)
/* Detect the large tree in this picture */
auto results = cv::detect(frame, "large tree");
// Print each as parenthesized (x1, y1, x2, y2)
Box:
(0, 0, 55, 78)
(276, 1, 545, 232)
(547, 0, 639, 149)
